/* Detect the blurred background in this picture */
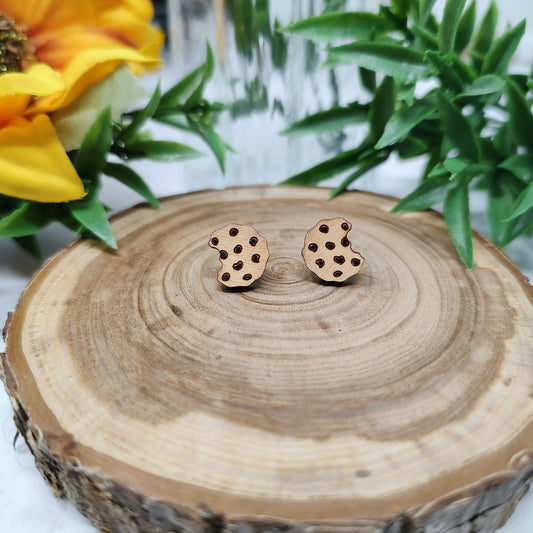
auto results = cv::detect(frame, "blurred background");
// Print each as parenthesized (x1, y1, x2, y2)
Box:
(156, 0, 533, 192)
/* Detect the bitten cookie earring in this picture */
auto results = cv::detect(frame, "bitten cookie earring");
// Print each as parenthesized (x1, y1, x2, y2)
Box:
(302, 218, 364, 282)
(209, 224, 269, 287)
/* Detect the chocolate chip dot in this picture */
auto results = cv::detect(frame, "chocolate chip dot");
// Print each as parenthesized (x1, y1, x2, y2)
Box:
(233, 244, 243, 254)
(251, 254, 261, 263)
(233, 261, 243, 271)
(351, 258, 361, 267)
(211, 237, 219, 246)
(308, 243, 318, 252)
(334, 255, 345, 264)
(319, 224, 329, 233)
(341, 222, 349, 231)
(316, 258, 325, 268)
(333, 270, 343, 278)
(222, 273, 230, 281)
(219, 250, 228, 260)
(341, 237, 350, 247)
(243, 274, 252, 281)
(249, 236, 258, 246)
(229, 227, 239, 236)
(325, 241, 335, 250)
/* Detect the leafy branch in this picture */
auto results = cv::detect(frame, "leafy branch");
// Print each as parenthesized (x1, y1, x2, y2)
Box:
(0, 44, 229, 256)
(281, 0, 533, 268)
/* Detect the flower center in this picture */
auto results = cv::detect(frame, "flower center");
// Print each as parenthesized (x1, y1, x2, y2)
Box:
(0, 13, 32, 73)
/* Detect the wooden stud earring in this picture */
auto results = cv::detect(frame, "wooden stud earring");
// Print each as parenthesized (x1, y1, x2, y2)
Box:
(209, 224, 270, 287)
(302, 218, 364, 282)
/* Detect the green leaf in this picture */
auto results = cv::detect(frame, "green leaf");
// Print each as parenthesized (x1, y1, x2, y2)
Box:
(188, 119, 228, 172)
(327, 42, 427, 83)
(471, 1, 498, 68)
(428, 163, 450, 179)
(282, 145, 370, 185)
(498, 154, 533, 181)
(330, 151, 390, 198)
(481, 19, 525, 75)
(359, 67, 376, 93)
(230, 0, 255, 60)
(500, 209, 533, 246)
(14, 235, 41, 259)
(454, 1, 476, 54)
(369, 77, 395, 143)
(159, 66, 203, 108)
(376, 98, 438, 149)
(104, 163, 159, 208)
(510, 74, 529, 92)
(439, 0, 466, 53)
(397, 83, 416, 105)
(420, 0, 438, 26)
(185, 42, 215, 109)
(272, 19, 288, 70)
(379, 5, 410, 34)
(424, 50, 463, 92)
(443, 178, 473, 268)
(117, 82, 162, 143)
(487, 173, 523, 245)
(426, 13, 440, 33)
(488, 178, 511, 246)
(202, 41, 216, 80)
(73, 107, 113, 184)
(280, 104, 368, 137)
(438, 91, 480, 161)
(459, 74, 505, 96)
(280, 12, 393, 42)
(438, 0, 466, 54)
(255, 0, 271, 37)
(506, 77, 533, 151)
(153, 112, 190, 131)
(0, 203, 50, 238)
(396, 136, 429, 158)
(412, 24, 439, 50)
(392, 177, 451, 212)
(443, 157, 468, 174)
(392, 0, 410, 17)
(493, 123, 514, 157)
(121, 140, 203, 162)
(69, 194, 117, 249)
(449, 54, 476, 84)
(506, 180, 533, 221)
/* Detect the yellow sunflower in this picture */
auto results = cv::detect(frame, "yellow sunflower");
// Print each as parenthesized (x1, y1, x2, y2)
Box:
(0, 0, 163, 203)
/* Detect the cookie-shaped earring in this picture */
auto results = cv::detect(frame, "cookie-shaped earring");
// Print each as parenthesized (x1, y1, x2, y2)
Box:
(209, 224, 269, 287)
(302, 218, 364, 282)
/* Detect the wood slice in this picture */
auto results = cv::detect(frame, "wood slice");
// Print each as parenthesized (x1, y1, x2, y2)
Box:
(2, 185, 533, 533)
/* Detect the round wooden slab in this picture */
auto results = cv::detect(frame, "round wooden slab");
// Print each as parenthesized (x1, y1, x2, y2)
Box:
(2, 186, 533, 533)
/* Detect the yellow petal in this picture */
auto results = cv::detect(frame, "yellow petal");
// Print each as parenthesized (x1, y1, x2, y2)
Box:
(31, 45, 160, 114)
(0, 115, 86, 202)
(0, 0, 54, 30)
(0, 63, 64, 97)
(0, 94, 29, 126)
(33, 14, 163, 74)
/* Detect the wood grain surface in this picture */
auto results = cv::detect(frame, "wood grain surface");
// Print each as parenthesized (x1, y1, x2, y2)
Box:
(2, 185, 533, 533)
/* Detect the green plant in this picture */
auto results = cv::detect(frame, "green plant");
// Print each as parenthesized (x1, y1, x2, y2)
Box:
(0, 44, 229, 256)
(281, 0, 533, 268)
